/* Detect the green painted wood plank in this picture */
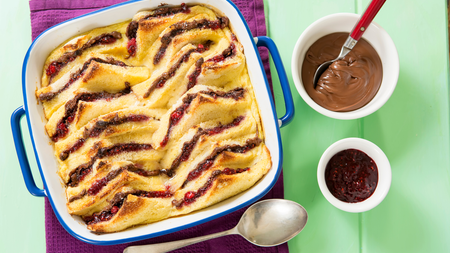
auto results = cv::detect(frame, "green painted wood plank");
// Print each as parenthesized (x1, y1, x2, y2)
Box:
(362, 0, 450, 252)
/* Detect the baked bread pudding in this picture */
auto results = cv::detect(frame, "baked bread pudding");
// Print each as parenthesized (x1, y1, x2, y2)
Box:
(37, 3, 271, 233)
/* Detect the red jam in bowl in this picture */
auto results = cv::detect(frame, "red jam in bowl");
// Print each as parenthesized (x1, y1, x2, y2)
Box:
(325, 149, 378, 203)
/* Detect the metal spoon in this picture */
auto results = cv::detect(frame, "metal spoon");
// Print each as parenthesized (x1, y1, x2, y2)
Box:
(313, 0, 386, 87)
(123, 199, 308, 253)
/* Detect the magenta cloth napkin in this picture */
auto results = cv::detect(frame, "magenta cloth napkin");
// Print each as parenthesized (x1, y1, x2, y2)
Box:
(30, 0, 287, 252)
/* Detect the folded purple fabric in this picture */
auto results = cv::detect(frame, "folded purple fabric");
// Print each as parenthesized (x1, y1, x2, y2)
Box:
(29, 0, 286, 252)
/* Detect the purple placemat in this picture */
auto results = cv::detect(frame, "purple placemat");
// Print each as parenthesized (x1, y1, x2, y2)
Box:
(30, 0, 286, 252)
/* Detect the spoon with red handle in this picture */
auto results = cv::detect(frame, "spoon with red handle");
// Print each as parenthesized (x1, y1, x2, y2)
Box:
(313, 0, 386, 87)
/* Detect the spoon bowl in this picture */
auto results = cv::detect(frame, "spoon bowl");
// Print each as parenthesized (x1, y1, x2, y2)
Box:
(124, 199, 307, 253)
(312, 43, 353, 86)
(237, 199, 308, 246)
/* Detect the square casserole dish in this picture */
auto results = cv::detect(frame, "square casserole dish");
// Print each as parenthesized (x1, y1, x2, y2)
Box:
(11, 0, 294, 245)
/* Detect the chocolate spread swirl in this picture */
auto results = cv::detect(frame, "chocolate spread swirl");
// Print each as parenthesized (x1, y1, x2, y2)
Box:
(39, 57, 127, 102)
(172, 167, 249, 209)
(45, 32, 122, 80)
(83, 188, 172, 225)
(59, 114, 150, 161)
(162, 115, 245, 177)
(67, 143, 152, 187)
(181, 137, 261, 188)
(154, 17, 229, 65)
(302, 32, 382, 112)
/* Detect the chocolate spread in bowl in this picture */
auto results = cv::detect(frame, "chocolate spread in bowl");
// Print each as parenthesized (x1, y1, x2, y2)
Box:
(302, 32, 382, 112)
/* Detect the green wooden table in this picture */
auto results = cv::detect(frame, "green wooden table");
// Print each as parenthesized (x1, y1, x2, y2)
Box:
(1, 0, 449, 252)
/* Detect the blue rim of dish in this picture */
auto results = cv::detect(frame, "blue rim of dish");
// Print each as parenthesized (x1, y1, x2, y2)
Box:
(21, 0, 284, 245)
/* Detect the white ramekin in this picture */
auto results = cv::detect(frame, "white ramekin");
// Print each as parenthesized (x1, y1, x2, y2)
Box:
(317, 138, 391, 212)
(291, 13, 399, 120)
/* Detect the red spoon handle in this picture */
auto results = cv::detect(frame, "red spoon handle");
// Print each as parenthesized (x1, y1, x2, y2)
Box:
(350, 0, 386, 41)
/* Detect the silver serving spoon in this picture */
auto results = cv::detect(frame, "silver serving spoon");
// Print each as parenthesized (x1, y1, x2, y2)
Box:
(123, 199, 308, 253)
(313, 0, 386, 87)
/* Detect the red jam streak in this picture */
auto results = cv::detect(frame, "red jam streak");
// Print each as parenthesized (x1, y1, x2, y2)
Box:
(125, 3, 192, 53)
(45, 32, 122, 79)
(60, 139, 86, 161)
(144, 41, 212, 98)
(222, 167, 249, 175)
(51, 85, 131, 142)
(83, 192, 128, 225)
(39, 57, 127, 102)
(183, 41, 236, 90)
(180, 3, 190, 13)
(83, 205, 122, 225)
(325, 148, 378, 203)
(153, 17, 229, 65)
(159, 92, 197, 147)
(68, 164, 159, 203)
(182, 137, 261, 187)
(144, 3, 190, 20)
(187, 58, 204, 90)
(125, 2, 193, 56)
(86, 163, 158, 196)
(83, 189, 172, 225)
(59, 114, 150, 161)
(67, 143, 152, 187)
(88, 114, 149, 138)
(87, 169, 122, 196)
(162, 116, 245, 177)
(206, 42, 236, 63)
(159, 88, 245, 148)
(172, 167, 249, 208)
(134, 189, 173, 198)
(127, 38, 137, 57)
(205, 115, 244, 135)
(97, 143, 152, 158)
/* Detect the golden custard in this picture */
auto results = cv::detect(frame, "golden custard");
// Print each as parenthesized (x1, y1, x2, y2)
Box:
(37, 4, 271, 233)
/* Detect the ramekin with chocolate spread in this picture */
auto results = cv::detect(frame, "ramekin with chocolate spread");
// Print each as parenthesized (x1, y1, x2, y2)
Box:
(302, 32, 382, 112)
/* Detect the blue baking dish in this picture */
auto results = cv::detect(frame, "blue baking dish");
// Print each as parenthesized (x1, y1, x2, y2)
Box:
(11, 0, 294, 245)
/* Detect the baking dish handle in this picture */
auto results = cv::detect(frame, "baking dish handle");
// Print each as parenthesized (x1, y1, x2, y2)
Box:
(11, 106, 46, 197)
(255, 36, 294, 128)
